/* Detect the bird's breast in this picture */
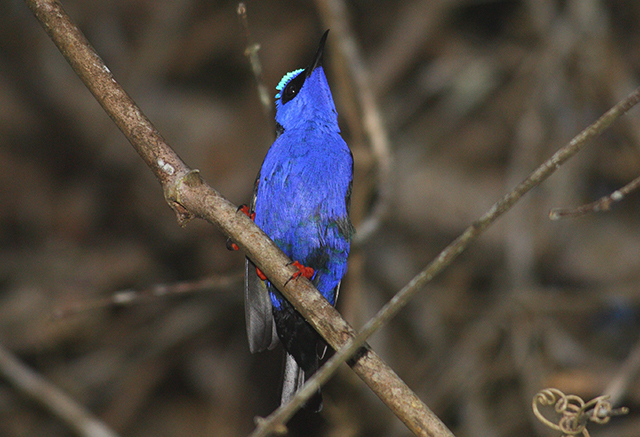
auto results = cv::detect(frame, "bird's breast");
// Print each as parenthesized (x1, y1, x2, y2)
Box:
(255, 130, 352, 261)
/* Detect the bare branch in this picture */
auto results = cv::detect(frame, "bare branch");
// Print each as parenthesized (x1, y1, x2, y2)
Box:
(0, 343, 120, 437)
(25, 0, 190, 192)
(53, 273, 243, 319)
(237, 2, 272, 117)
(549, 174, 640, 219)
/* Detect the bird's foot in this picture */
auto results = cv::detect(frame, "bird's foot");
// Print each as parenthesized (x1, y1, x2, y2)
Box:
(226, 204, 255, 251)
(256, 267, 267, 281)
(284, 261, 315, 286)
(226, 239, 240, 251)
(237, 204, 256, 221)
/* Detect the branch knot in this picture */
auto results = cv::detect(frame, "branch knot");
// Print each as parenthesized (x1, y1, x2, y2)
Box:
(164, 169, 203, 226)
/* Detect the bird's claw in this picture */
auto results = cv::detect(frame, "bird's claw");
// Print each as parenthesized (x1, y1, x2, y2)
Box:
(238, 204, 255, 220)
(284, 261, 315, 286)
(256, 267, 267, 281)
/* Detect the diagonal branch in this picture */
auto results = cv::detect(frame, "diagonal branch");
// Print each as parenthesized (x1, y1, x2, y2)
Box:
(24, 0, 451, 436)
(26, 0, 190, 190)
(0, 343, 120, 437)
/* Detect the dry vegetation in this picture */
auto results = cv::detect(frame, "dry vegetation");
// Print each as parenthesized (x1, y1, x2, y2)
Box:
(1, 0, 640, 436)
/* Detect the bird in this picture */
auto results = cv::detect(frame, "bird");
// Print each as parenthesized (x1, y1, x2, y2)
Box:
(243, 30, 354, 412)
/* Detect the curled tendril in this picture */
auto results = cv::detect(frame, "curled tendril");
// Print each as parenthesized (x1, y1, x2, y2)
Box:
(533, 388, 629, 437)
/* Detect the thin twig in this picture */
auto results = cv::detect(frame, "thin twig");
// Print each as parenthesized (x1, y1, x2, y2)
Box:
(237, 3, 272, 116)
(0, 343, 120, 437)
(52, 273, 243, 319)
(25, 1, 448, 435)
(549, 174, 640, 219)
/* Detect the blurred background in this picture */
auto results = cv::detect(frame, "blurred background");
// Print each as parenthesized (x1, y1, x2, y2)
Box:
(1, 0, 640, 436)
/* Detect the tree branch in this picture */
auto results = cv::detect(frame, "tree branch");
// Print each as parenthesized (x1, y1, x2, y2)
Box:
(237, 2, 272, 117)
(53, 273, 243, 319)
(0, 343, 120, 437)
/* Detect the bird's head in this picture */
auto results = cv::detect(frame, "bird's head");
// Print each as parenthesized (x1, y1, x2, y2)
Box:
(274, 30, 339, 133)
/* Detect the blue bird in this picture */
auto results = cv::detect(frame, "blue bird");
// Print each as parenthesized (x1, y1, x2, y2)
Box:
(244, 30, 354, 412)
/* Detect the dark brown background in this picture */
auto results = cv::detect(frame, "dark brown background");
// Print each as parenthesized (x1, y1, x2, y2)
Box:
(1, 0, 640, 436)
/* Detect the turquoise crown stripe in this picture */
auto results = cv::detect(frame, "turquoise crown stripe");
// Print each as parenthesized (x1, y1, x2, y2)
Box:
(275, 69, 305, 100)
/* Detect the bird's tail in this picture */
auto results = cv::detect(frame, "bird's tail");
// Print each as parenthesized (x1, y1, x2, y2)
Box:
(281, 353, 322, 412)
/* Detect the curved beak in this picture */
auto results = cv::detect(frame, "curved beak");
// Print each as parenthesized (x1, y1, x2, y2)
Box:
(305, 30, 329, 78)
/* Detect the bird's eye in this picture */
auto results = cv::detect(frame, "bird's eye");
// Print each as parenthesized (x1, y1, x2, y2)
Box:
(283, 84, 298, 100)
(281, 73, 306, 104)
